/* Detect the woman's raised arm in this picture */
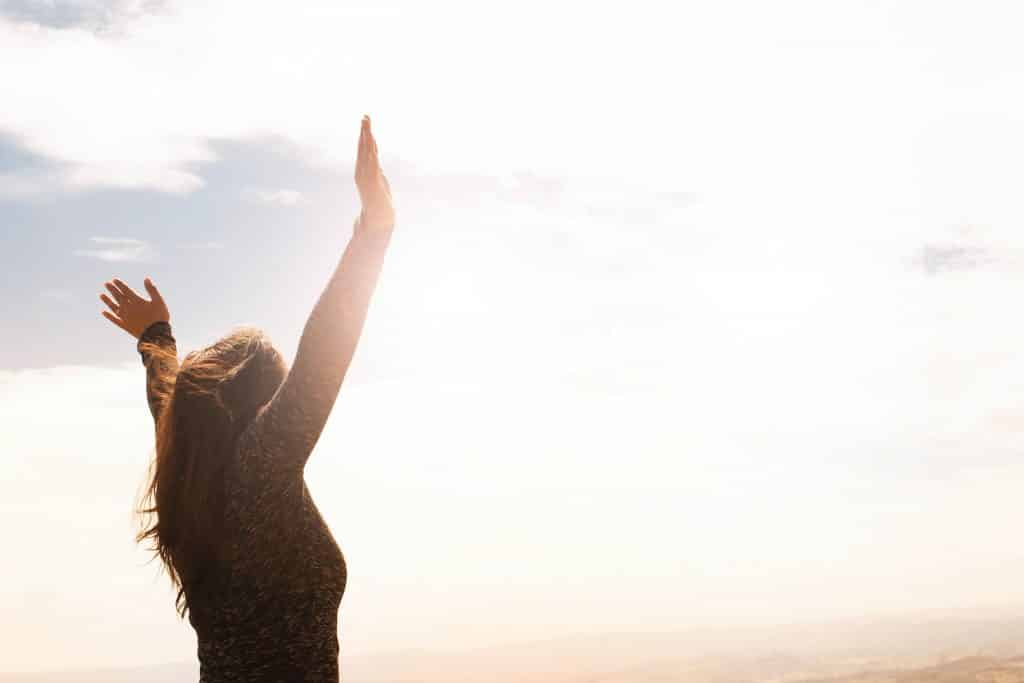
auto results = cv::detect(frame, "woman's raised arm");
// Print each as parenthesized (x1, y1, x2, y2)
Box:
(245, 115, 395, 475)
(100, 277, 177, 426)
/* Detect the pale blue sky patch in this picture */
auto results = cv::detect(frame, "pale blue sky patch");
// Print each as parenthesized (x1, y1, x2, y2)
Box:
(39, 288, 73, 301)
(178, 240, 224, 250)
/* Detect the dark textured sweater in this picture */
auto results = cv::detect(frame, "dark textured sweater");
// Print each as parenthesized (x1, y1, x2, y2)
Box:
(137, 221, 392, 682)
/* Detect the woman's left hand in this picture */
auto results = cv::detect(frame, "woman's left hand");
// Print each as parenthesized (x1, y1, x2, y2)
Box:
(100, 277, 171, 339)
(355, 115, 395, 232)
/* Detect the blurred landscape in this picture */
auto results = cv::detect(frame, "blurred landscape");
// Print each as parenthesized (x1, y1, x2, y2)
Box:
(8, 612, 1024, 683)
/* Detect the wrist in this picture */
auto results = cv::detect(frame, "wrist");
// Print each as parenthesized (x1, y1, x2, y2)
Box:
(355, 212, 395, 239)
(138, 319, 172, 342)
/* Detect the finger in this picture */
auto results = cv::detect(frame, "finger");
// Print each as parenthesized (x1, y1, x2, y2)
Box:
(108, 278, 131, 298)
(112, 278, 143, 302)
(362, 116, 375, 170)
(356, 116, 368, 173)
(100, 293, 120, 313)
(144, 277, 165, 305)
(102, 310, 131, 334)
(105, 281, 129, 305)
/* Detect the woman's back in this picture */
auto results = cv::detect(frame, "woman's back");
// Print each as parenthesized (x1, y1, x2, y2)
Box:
(187, 424, 348, 681)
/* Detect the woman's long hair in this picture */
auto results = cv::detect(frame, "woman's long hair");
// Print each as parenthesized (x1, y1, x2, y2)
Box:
(135, 328, 286, 618)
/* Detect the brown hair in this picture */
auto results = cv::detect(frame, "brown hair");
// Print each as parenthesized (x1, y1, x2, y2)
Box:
(135, 327, 286, 617)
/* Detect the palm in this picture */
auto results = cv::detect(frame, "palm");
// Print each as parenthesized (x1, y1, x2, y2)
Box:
(100, 278, 170, 339)
(355, 115, 395, 230)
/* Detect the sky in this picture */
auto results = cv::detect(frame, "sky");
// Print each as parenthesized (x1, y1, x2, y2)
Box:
(5, 0, 1024, 674)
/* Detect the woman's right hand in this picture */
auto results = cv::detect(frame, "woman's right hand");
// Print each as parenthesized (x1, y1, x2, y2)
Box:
(355, 115, 395, 231)
(100, 277, 171, 339)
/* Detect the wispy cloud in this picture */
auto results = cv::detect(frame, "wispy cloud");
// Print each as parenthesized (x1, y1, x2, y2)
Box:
(75, 236, 155, 262)
(241, 188, 304, 206)
(0, 0, 170, 32)
(911, 225, 1022, 276)
(917, 243, 997, 275)
(0, 164, 199, 199)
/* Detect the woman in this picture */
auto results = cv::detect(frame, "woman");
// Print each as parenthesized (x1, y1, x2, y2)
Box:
(99, 115, 394, 682)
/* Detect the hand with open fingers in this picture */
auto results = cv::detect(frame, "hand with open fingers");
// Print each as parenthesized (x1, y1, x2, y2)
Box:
(100, 277, 171, 339)
(355, 114, 395, 232)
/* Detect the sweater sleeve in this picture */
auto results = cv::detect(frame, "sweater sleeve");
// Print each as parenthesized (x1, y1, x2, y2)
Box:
(243, 218, 393, 477)
(137, 320, 179, 426)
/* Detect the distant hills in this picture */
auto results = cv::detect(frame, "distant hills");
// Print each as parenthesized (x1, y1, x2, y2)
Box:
(8, 612, 1024, 682)
(798, 656, 1024, 683)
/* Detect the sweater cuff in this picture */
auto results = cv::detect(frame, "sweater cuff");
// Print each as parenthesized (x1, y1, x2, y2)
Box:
(137, 320, 174, 354)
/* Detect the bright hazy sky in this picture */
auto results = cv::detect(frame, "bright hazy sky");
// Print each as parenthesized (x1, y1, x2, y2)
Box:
(4, 0, 1024, 674)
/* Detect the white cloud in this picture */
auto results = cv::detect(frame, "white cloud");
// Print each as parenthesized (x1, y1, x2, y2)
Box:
(75, 236, 155, 262)
(240, 187, 303, 206)
(4, 0, 1024, 298)
(2, 0, 1010, 200)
